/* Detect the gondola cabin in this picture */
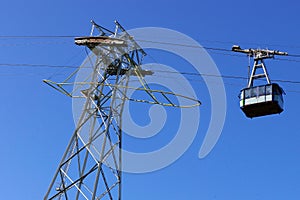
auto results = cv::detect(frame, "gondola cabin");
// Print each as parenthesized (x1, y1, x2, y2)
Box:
(239, 83, 284, 118)
(232, 45, 288, 118)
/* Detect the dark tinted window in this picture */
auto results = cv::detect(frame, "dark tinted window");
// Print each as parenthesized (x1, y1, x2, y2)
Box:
(245, 89, 251, 98)
(250, 87, 257, 97)
(266, 85, 272, 95)
(258, 86, 266, 96)
(273, 85, 282, 95)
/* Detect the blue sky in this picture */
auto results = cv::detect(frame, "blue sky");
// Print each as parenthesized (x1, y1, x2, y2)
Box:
(0, 0, 300, 199)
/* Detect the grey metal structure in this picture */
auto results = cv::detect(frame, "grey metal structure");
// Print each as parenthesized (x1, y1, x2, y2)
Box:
(44, 20, 200, 200)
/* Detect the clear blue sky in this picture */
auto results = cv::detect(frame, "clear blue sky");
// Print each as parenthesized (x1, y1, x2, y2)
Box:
(0, 0, 300, 199)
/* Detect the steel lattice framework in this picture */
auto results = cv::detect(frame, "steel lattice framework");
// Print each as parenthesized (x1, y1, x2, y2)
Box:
(44, 20, 200, 200)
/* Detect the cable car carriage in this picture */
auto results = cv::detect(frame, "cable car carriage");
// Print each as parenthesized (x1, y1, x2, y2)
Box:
(232, 45, 288, 118)
(239, 83, 285, 118)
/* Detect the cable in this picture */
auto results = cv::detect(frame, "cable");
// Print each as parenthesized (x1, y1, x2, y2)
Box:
(0, 36, 299, 91)
(0, 35, 77, 38)
(0, 35, 300, 49)
(149, 69, 300, 85)
(0, 62, 299, 84)
(135, 39, 231, 52)
(0, 63, 78, 68)
(134, 39, 300, 58)
(287, 53, 300, 58)
(1, 36, 300, 58)
(189, 38, 300, 50)
(148, 73, 300, 95)
(2, 62, 300, 94)
(275, 58, 300, 63)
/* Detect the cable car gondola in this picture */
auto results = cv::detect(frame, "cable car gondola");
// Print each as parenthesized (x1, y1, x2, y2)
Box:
(239, 83, 284, 118)
(232, 45, 288, 118)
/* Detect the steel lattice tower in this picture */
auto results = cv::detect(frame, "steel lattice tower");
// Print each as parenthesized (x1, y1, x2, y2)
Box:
(44, 20, 200, 200)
